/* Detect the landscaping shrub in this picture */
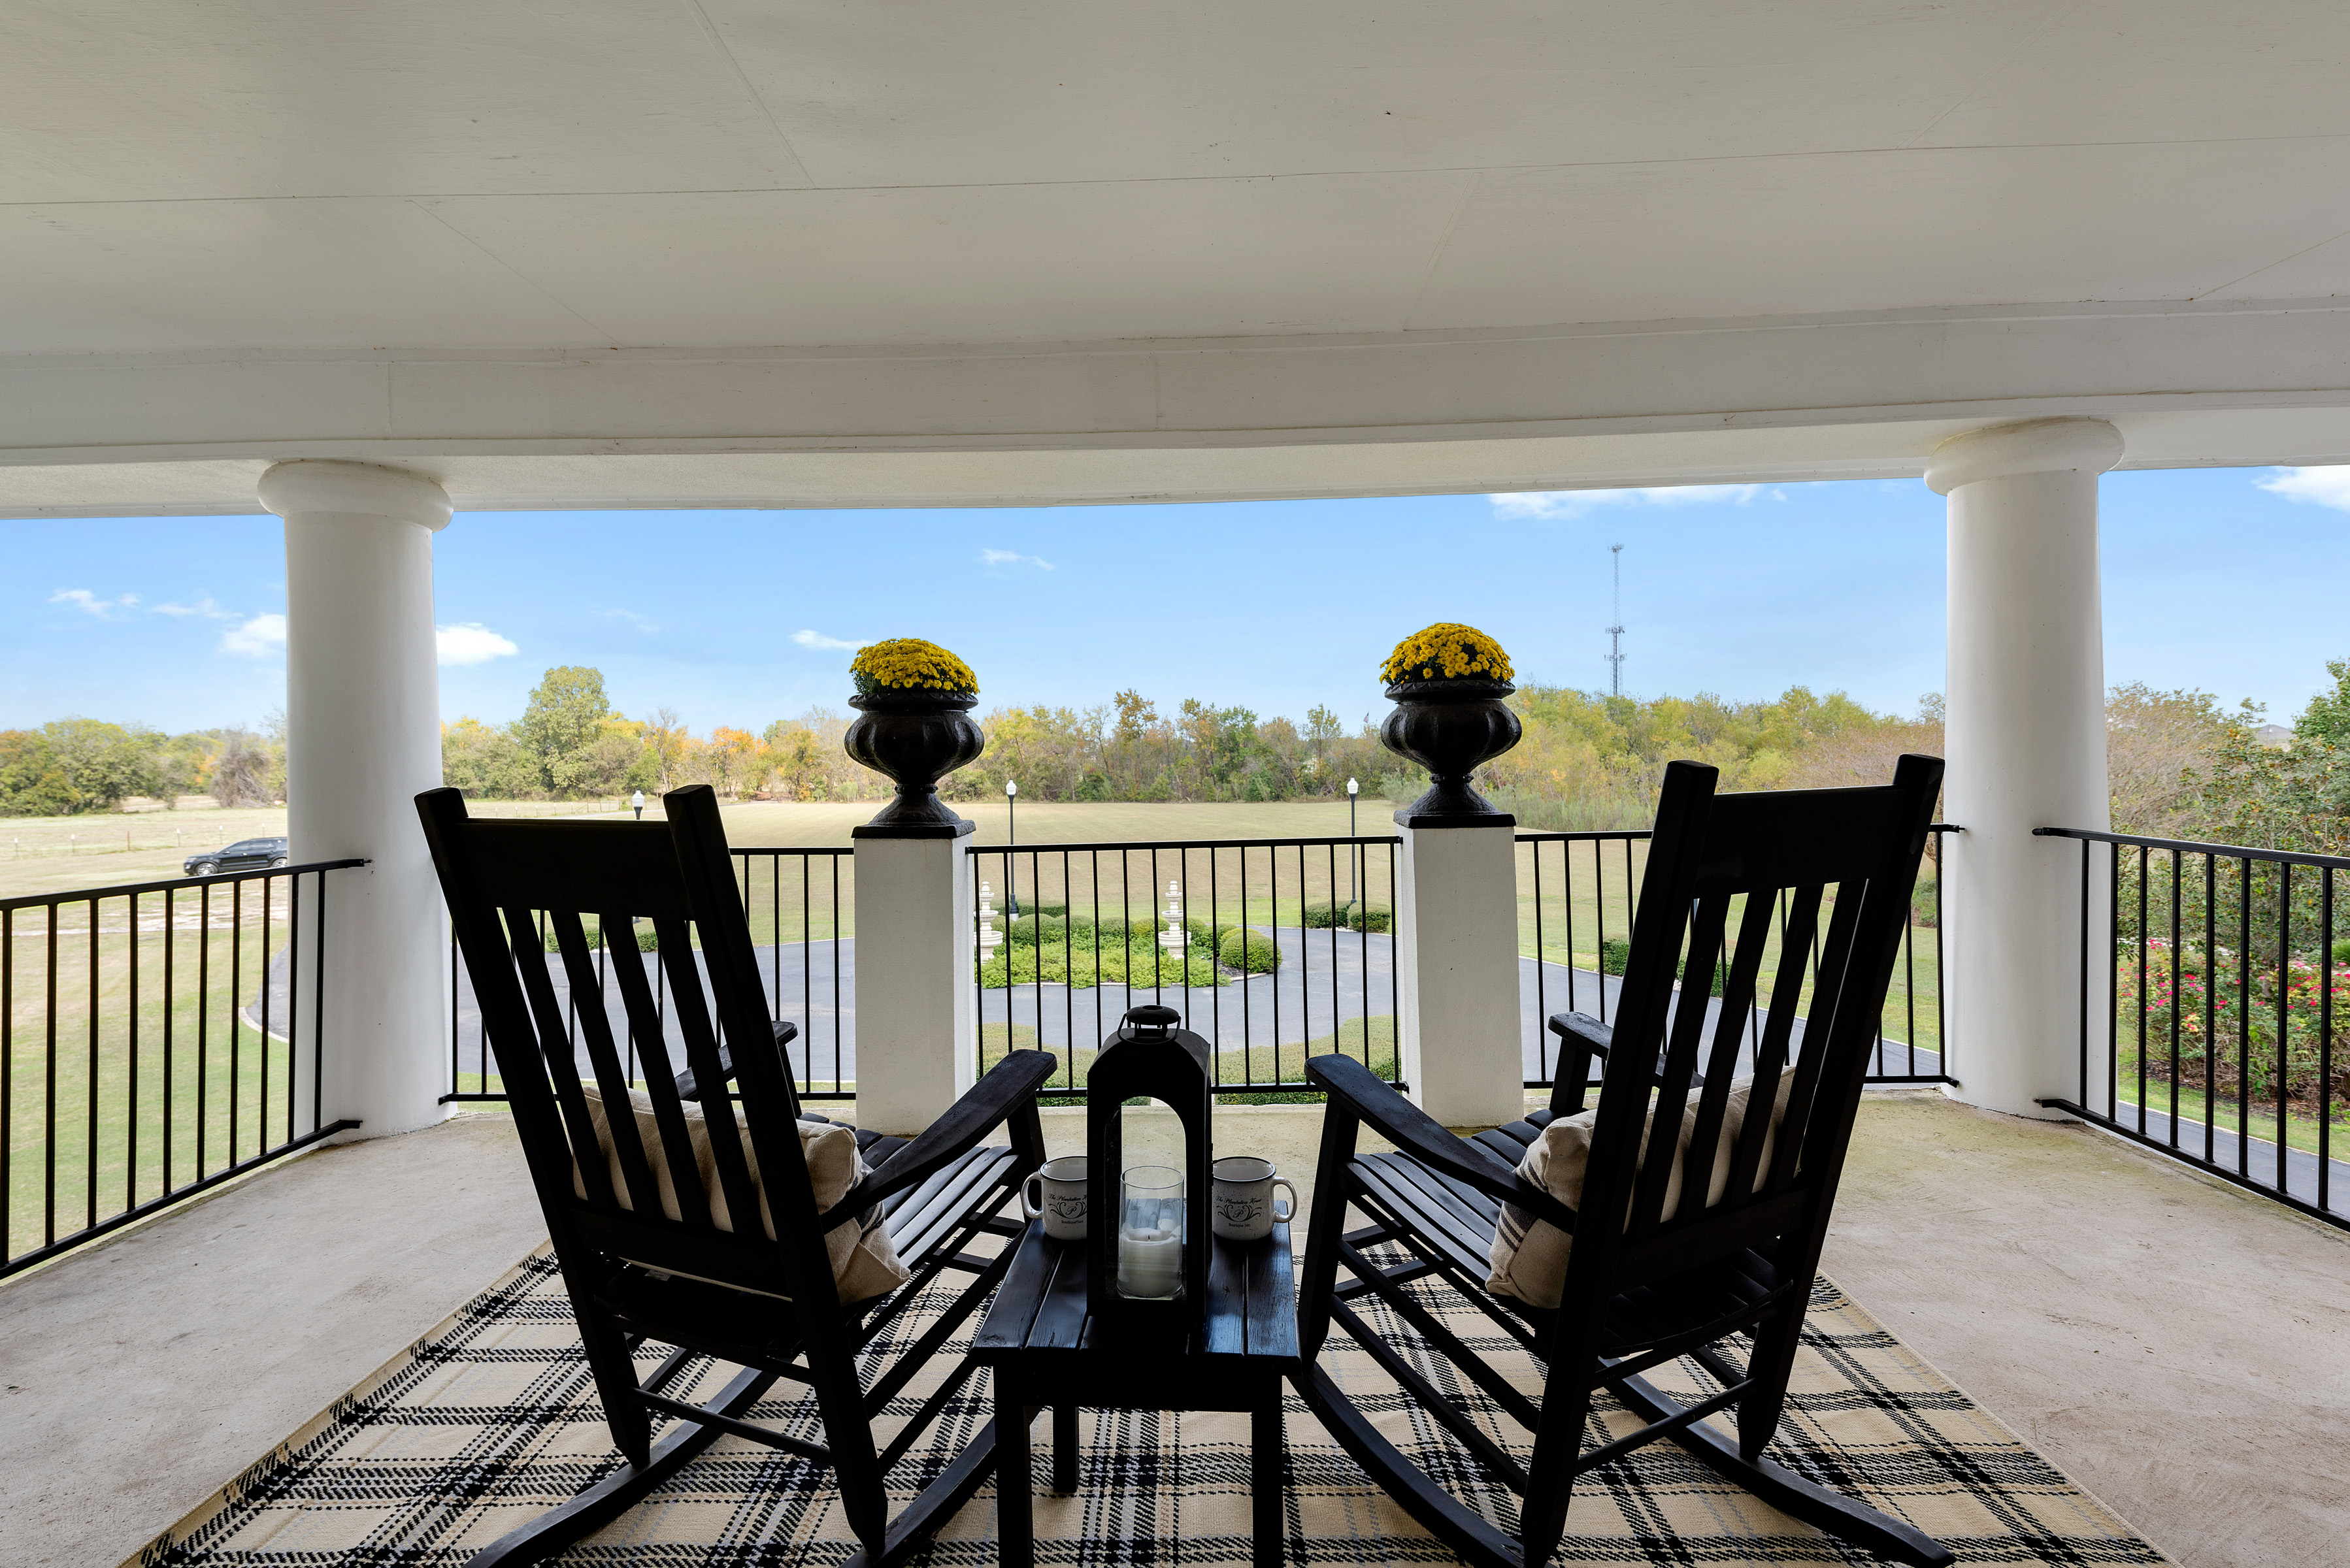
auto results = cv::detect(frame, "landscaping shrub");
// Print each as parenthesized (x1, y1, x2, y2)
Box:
(2114, 940, 2350, 1105)
(978, 920, 1223, 989)
(1304, 902, 1391, 932)
(1006, 915, 1068, 947)
(542, 919, 657, 953)
(1600, 937, 1631, 975)
(1218, 928, 1281, 973)
(1911, 877, 1940, 928)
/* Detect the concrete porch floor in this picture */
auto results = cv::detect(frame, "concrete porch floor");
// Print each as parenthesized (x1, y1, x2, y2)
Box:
(3, 1093, 2343, 1568)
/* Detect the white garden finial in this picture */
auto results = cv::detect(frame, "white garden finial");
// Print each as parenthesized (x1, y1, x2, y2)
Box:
(1157, 879, 1188, 951)
(976, 881, 1003, 951)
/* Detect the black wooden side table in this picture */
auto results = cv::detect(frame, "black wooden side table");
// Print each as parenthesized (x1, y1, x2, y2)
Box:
(972, 1215, 1301, 1568)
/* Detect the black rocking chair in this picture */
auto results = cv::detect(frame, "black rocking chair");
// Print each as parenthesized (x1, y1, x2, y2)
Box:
(1295, 755, 1953, 1568)
(417, 783, 1056, 1568)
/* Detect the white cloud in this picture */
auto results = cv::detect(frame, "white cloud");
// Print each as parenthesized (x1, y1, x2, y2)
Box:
(154, 596, 237, 620)
(220, 612, 287, 657)
(2256, 466, 2350, 512)
(50, 587, 139, 617)
(981, 548, 1055, 571)
(606, 608, 658, 634)
(1488, 483, 1766, 519)
(792, 629, 868, 651)
(436, 623, 519, 666)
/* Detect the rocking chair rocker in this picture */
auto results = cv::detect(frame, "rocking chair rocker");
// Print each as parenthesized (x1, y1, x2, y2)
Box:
(1296, 755, 1953, 1568)
(417, 783, 1056, 1568)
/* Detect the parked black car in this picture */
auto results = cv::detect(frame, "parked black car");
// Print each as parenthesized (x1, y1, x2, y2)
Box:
(184, 837, 288, 877)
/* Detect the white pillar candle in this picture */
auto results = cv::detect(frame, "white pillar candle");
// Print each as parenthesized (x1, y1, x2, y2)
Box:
(1117, 1226, 1183, 1298)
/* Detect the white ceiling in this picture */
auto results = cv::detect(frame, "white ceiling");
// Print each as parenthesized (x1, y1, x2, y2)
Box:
(7, 1, 2350, 508)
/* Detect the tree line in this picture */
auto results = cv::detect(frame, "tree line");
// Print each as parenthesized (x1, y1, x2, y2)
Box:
(0, 719, 282, 816)
(8, 659, 2348, 859)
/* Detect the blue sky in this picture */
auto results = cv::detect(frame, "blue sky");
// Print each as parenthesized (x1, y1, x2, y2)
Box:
(7, 465, 2348, 736)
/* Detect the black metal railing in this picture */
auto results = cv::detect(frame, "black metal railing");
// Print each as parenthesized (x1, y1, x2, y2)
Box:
(969, 836, 1402, 1096)
(2038, 826, 2346, 1230)
(2, 859, 363, 1279)
(444, 846, 855, 1105)
(1516, 826, 1956, 1089)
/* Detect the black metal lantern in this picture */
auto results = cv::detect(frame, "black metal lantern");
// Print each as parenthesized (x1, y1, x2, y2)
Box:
(1086, 1004, 1213, 1339)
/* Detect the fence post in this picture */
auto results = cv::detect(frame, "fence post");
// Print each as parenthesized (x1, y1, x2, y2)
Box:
(852, 828, 977, 1134)
(1395, 822, 1525, 1127)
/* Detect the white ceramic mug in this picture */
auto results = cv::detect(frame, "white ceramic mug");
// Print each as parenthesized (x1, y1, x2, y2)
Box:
(1210, 1156, 1297, 1243)
(1021, 1155, 1089, 1240)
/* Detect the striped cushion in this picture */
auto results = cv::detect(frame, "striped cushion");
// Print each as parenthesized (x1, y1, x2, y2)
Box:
(574, 1087, 910, 1303)
(1487, 1073, 1793, 1309)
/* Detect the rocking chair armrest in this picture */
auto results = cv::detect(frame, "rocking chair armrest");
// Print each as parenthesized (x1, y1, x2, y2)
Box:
(1304, 1054, 1575, 1232)
(677, 1021, 799, 1104)
(1545, 1010, 1611, 1056)
(818, 1049, 1056, 1227)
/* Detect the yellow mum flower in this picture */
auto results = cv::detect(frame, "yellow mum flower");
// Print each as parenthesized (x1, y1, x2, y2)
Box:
(1380, 623, 1514, 685)
(851, 638, 979, 696)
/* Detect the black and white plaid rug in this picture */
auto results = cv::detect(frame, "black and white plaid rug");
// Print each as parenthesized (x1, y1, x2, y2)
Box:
(133, 1246, 2168, 1566)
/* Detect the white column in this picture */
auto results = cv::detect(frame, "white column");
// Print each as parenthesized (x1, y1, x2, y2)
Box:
(852, 833, 977, 1134)
(1395, 823, 1524, 1128)
(259, 461, 452, 1139)
(1927, 419, 2121, 1120)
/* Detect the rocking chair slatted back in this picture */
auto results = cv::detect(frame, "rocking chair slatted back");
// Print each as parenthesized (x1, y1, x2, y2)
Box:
(419, 787, 831, 1303)
(1295, 755, 1952, 1568)
(1566, 756, 1937, 1297)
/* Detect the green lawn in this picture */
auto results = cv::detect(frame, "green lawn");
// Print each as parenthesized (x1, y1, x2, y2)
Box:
(2109, 1049, 2348, 1159)
(5, 896, 301, 1265)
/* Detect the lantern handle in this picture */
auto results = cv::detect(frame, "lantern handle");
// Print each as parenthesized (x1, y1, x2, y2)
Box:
(1120, 1003, 1181, 1037)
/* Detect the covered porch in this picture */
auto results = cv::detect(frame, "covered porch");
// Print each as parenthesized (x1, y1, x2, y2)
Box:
(8, 4, 2350, 1566)
(5, 1092, 2340, 1567)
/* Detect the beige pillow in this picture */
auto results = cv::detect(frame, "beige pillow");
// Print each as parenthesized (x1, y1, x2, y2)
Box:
(572, 1086, 910, 1303)
(1486, 1073, 1795, 1309)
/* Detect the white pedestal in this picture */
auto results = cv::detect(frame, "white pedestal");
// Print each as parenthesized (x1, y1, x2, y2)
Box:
(1395, 821, 1525, 1128)
(852, 831, 978, 1134)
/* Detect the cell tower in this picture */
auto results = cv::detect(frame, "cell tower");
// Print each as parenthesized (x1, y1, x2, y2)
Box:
(1604, 543, 1627, 698)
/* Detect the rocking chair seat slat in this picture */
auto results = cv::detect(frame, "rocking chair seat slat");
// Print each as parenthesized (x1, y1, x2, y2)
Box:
(885, 1145, 1025, 1268)
(1353, 1154, 1506, 1284)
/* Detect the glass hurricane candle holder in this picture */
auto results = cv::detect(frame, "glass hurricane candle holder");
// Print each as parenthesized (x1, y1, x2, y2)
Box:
(1116, 1165, 1185, 1300)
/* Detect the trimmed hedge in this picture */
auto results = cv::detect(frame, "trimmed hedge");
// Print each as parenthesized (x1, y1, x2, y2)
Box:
(1597, 935, 1725, 996)
(544, 919, 657, 953)
(1218, 928, 1281, 973)
(1303, 902, 1393, 934)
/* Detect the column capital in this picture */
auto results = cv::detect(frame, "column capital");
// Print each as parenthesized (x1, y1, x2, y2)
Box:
(1925, 418, 2123, 496)
(259, 461, 452, 532)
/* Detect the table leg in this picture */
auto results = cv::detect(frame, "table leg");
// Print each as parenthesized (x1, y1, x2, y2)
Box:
(1251, 1382, 1285, 1568)
(995, 1380, 1033, 1568)
(1052, 1405, 1079, 1494)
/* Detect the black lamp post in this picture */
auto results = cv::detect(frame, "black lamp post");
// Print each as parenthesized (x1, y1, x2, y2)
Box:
(631, 789, 646, 821)
(1004, 778, 1019, 919)
(1346, 776, 1359, 906)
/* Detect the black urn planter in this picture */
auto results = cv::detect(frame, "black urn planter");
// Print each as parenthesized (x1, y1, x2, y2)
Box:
(844, 690, 985, 838)
(1379, 678, 1523, 825)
